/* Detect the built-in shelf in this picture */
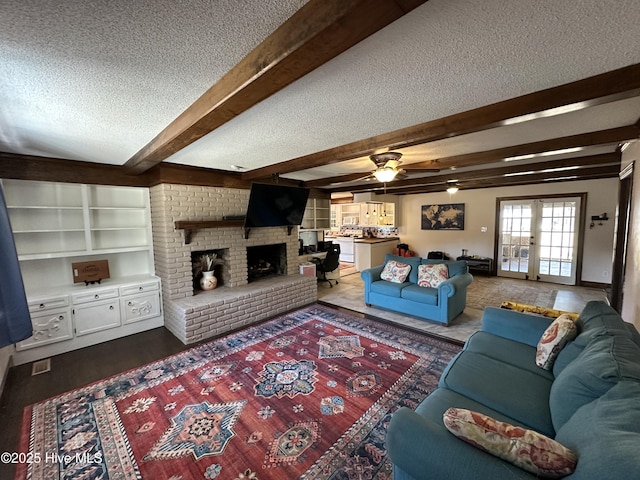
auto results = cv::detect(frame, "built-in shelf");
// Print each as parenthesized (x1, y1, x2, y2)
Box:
(174, 219, 295, 243)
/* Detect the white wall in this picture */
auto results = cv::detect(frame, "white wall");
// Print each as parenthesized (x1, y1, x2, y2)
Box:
(621, 142, 640, 329)
(0, 345, 12, 398)
(398, 178, 618, 284)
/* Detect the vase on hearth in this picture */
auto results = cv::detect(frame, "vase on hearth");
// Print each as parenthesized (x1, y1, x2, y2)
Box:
(200, 271, 218, 291)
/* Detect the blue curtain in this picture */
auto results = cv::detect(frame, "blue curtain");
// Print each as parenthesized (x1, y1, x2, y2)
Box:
(0, 184, 32, 348)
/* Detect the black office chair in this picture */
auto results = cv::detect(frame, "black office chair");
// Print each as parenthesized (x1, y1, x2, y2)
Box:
(314, 244, 340, 287)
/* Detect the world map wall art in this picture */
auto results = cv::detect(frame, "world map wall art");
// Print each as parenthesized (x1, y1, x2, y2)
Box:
(421, 203, 465, 230)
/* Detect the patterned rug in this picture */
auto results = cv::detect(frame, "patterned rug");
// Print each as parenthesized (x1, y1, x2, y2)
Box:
(16, 304, 461, 480)
(466, 276, 558, 310)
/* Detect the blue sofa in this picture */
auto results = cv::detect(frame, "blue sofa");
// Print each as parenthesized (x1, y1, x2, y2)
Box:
(387, 301, 640, 479)
(360, 254, 473, 325)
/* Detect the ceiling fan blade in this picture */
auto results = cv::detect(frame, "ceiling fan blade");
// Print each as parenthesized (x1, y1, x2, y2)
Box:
(326, 172, 374, 185)
(402, 167, 441, 172)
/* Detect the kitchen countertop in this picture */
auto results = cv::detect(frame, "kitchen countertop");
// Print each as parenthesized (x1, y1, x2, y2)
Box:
(354, 237, 399, 244)
(325, 235, 399, 243)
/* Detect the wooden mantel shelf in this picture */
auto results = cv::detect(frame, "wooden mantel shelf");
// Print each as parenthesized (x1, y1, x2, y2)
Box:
(175, 219, 294, 244)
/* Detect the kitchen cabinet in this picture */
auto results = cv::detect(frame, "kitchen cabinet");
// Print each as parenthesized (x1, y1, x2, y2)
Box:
(362, 203, 395, 226)
(355, 239, 398, 271)
(338, 203, 360, 226)
(332, 202, 395, 227)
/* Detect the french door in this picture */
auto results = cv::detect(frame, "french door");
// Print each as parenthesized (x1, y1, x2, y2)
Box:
(498, 196, 581, 285)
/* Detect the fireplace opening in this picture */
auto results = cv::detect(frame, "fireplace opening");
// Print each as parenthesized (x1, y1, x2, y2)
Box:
(191, 249, 229, 292)
(247, 243, 287, 283)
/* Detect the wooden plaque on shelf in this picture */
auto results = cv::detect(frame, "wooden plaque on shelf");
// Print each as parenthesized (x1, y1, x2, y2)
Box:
(72, 260, 110, 284)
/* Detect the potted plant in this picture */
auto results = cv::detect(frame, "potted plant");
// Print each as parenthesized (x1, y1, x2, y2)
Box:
(197, 253, 224, 291)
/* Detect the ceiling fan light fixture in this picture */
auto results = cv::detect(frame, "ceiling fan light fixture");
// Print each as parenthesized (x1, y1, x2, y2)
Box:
(446, 185, 459, 194)
(373, 167, 398, 182)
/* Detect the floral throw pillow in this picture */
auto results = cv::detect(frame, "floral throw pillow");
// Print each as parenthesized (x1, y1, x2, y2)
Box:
(536, 314, 578, 370)
(380, 260, 411, 283)
(417, 263, 449, 288)
(443, 408, 577, 478)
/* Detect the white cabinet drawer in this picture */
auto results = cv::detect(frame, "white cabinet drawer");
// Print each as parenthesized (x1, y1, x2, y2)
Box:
(72, 288, 119, 304)
(119, 280, 159, 297)
(16, 307, 73, 351)
(28, 296, 69, 312)
(73, 299, 121, 336)
(120, 292, 161, 324)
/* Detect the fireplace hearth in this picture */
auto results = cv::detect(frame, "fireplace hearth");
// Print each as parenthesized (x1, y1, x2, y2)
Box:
(247, 243, 286, 283)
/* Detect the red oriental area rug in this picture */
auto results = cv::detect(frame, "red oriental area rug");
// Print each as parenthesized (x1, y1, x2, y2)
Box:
(16, 305, 461, 480)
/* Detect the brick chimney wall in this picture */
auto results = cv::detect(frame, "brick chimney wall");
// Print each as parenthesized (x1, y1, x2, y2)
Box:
(149, 184, 316, 344)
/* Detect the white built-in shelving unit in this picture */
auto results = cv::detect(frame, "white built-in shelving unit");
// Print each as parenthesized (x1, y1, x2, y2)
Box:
(301, 197, 331, 230)
(1, 179, 163, 364)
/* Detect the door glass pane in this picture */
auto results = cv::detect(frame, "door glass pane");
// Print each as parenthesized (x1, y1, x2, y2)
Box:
(538, 200, 576, 278)
(500, 202, 530, 273)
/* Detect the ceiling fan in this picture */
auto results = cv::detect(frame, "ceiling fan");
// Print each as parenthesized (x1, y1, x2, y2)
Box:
(306, 151, 442, 187)
(352, 151, 441, 184)
(367, 152, 407, 182)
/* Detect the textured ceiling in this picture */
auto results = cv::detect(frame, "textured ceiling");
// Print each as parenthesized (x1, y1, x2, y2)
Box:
(1, 0, 639, 187)
(0, 0, 307, 162)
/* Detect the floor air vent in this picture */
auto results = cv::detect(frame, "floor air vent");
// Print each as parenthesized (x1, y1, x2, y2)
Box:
(31, 358, 51, 376)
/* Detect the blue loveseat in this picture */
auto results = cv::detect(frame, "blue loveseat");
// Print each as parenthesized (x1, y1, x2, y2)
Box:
(360, 254, 473, 325)
(386, 301, 640, 479)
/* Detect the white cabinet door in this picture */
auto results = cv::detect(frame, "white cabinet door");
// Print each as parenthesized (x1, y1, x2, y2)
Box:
(15, 307, 73, 351)
(120, 291, 161, 324)
(74, 298, 121, 336)
(336, 238, 355, 262)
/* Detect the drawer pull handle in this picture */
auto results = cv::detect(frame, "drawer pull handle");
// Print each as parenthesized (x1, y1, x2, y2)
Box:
(39, 303, 45, 309)
(94, 294, 99, 299)
(128, 301, 133, 306)
(58, 315, 64, 320)
(139, 286, 143, 291)
(109, 305, 114, 310)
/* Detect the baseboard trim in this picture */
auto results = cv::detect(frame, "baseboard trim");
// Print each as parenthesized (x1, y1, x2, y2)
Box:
(578, 281, 610, 290)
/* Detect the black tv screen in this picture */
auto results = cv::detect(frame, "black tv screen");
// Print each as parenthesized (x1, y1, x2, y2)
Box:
(244, 183, 310, 228)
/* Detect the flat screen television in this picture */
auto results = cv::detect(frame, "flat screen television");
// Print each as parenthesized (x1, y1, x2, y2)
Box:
(244, 183, 310, 228)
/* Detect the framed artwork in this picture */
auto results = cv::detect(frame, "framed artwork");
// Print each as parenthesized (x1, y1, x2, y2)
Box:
(421, 203, 465, 230)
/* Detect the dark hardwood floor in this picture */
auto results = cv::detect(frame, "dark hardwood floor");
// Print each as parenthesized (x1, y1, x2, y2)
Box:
(0, 327, 188, 480)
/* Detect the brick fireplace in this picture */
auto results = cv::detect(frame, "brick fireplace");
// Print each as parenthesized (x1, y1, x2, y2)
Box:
(150, 184, 317, 344)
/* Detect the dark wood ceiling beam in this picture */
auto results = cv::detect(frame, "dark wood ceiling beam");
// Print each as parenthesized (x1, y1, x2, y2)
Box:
(0, 152, 150, 186)
(337, 152, 621, 193)
(307, 125, 633, 188)
(398, 126, 636, 171)
(243, 63, 640, 180)
(332, 153, 620, 194)
(123, 0, 429, 174)
(387, 164, 620, 195)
